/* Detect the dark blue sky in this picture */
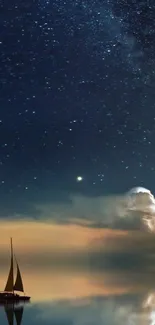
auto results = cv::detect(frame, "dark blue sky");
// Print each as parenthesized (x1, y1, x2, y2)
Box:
(1, 0, 155, 217)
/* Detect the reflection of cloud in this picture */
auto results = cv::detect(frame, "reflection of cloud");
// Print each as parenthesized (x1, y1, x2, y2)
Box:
(1, 258, 155, 324)
(34, 298, 131, 325)
(3, 264, 154, 303)
(92, 229, 155, 272)
(1, 219, 155, 273)
(24, 269, 155, 325)
(30, 292, 154, 325)
(99, 230, 155, 253)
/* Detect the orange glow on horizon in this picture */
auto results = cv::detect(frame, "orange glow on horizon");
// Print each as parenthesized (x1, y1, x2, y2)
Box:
(0, 219, 127, 255)
(0, 269, 140, 302)
(0, 219, 153, 303)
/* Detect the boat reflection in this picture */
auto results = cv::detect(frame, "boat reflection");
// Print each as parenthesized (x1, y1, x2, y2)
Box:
(1, 301, 30, 325)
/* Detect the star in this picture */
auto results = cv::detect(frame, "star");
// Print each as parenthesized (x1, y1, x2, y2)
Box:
(76, 176, 83, 182)
(1, 0, 155, 220)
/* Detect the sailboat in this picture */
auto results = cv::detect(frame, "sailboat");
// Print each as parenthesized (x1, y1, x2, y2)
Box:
(0, 238, 30, 302)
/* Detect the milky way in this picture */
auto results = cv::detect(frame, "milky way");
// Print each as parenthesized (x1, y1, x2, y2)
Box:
(1, 1, 155, 217)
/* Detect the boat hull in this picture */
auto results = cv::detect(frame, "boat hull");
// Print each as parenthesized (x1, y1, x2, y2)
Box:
(0, 293, 30, 303)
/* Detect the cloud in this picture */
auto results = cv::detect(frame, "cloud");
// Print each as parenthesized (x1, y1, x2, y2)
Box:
(1, 186, 155, 232)
(33, 188, 155, 231)
(34, 194, 125, 226)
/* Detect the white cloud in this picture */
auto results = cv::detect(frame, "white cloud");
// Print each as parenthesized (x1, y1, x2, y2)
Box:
(33, 187, 155, 231)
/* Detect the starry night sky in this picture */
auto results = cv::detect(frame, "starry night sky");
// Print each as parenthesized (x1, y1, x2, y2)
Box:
(1, 0, 155, 218)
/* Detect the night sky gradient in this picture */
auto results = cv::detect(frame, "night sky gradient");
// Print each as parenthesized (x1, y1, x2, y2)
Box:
(1, 0, 155, 218)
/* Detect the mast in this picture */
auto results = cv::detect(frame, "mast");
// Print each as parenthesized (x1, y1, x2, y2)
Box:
(4, 237, 14, 293)
(11, 238, 14, 295)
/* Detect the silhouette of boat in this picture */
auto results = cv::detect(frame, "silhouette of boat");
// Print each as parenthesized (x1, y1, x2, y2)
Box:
(0, 238, 30, 302)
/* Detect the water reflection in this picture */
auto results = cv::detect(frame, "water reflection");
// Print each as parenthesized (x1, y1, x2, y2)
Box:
(0, 301, 30, 325)
(4, 305, 23, 325)
(32, 292, 155, 325)
(1, 271, 155, 325)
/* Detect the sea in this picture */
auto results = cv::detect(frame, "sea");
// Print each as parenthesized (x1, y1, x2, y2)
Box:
(0, 267, 154, 325)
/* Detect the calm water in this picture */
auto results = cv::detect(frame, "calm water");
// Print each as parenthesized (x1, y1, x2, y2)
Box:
(0, 269, 155, 325)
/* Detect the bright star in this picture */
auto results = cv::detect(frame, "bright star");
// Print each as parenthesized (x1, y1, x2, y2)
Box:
(76, 176, 83, 182)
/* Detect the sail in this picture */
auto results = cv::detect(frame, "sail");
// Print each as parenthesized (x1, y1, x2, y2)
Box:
(13, 260, 24, 292)
(14, 307, 23, 325)
(4, 306, 14, 325)
(5, 238, 14, 292)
